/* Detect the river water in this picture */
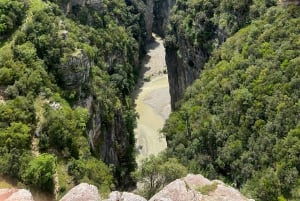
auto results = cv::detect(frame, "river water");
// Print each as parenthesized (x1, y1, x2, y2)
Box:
(134, 35, 171, 165)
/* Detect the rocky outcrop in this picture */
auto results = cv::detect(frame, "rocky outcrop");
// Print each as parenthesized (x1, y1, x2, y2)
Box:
(166, 40, 208, 110)
(144, 0, 154, 41)
(105, 174, 252, 201)
(0, 189, 34, 201)
(59, 183, 100, 201)
(153, 0, 175, 37)
(278, 0, 300, 5)
(150, 174, 252, 201)
(104, 191, 147, 201)
(58, 50, 91, 95)
(0, 175, 253, 201)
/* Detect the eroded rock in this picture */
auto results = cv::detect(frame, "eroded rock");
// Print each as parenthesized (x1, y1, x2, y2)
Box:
(59, 183, 100, 201)
(0, 189, 34, 201)
(104, 191, 147, 201)
(149, 174, 253, 201)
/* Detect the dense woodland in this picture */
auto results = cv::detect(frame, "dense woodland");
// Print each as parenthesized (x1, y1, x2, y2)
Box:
(0, 0, 149, 197)
(163, 1, 300, 201)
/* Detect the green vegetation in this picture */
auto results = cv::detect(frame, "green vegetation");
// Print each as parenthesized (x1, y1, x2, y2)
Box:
(22, 153, 57, 192)
(133, 154, 187, 199)
(198, 182, 218, 195)
(0, 0, 149, 196)
(0, 0, 28, 37)
(165, 0, 277, 52)
(163, 5, 300, 201)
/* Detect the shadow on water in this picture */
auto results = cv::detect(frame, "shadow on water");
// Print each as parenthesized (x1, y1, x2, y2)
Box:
(132, 36, 163, 100)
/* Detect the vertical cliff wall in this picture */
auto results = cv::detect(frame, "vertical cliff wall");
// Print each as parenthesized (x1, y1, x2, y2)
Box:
(153, 0, 175, 37)
(53, 0, 152, 187)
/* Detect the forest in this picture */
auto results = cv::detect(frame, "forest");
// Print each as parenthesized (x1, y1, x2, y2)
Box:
(163, 1, 300, 201)
(0, 0, 149, 197)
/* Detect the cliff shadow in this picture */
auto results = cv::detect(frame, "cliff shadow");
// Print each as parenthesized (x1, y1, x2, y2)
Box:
(132, 37, 161, 99)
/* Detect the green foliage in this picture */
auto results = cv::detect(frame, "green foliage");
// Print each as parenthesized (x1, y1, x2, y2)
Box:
(0, 122, 31, 150)
(0, 0, 28, 36)
(163, 6, 300, 201)
(67, 157, 113, 195)
(198, 182, 218, 195)
(22, 153, 57, 192)
(0, 0, 146, 194)
(40, 103, 88, 158)
(0, 148, 31, 179)
(133, 154, 187, 199)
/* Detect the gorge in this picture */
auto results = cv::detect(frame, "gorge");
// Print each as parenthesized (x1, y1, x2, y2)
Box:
(134, 35, 170, 164)
(0, 0, 300, 201)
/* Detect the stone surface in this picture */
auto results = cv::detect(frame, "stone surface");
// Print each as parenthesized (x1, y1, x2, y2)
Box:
(149, 174, 252, 201)
(0, 189, 34, 201)
(59, 183, 100, 201)
(278, 0, 300, 5)
(149, 179, 203, 201)
(104, 191, 147, 201)
(153, 0, 175, 37)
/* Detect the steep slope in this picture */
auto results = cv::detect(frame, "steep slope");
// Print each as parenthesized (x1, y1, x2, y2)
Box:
(0, 0, 152, 196)
(165, 0, 277, 110)
(163, 5, 300, 201)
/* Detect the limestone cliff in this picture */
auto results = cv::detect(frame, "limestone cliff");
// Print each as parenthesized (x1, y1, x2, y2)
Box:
(53, 0, 151, 187)
(153, 0, 175, 37)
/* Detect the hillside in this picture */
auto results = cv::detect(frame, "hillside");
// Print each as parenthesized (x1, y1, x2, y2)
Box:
(163, 4, 300, 201)
(0, 0, 152, 198)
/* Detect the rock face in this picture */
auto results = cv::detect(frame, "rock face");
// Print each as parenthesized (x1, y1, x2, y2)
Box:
(149, 174, 252, 201)
(144, 0, 154, 41)
(104, 191, 147, 201)
(58, 50, 91, 93)
(278, 0, 300, 5)
(0, 189, 34, 201)
(153, 0, 175, 37)
(166, 39, 209, 110)
(59, 183, 100, 201)
(103, 174, 252, 201)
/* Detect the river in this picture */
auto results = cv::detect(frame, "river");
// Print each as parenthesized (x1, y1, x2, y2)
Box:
(134, 34, 171, 165)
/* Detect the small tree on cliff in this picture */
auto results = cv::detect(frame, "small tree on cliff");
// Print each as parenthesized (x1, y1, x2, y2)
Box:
(133, 154, 187, 199)
(22, 153, 57, 192)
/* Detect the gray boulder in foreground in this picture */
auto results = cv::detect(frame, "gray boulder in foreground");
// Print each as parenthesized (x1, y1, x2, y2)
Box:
(59, 183, 100, 201)
(149, 174, 253, 201)
(104, 191, 147, 201)
(0, 189, 34, 201)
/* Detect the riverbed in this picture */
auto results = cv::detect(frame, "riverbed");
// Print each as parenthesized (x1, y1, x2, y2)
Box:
(134, 35, 170, 165)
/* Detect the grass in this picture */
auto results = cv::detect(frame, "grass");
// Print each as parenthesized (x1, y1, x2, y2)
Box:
(0, 178, 13, 188)
(198, 182, 218, 195)
(57, 161, 74, 199)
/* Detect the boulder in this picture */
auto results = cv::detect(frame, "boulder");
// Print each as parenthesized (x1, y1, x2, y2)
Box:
(59, 183, 100, 201)
(0, 189, 34, 201)
(149, 174, 253, 201)
(104, 191, 147, 201)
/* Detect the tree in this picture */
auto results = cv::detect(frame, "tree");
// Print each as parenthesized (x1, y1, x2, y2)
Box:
(22, 153, 57, 192)
(133, 154, 187, 199)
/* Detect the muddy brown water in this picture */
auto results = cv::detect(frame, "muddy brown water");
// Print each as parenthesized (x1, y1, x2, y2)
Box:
(134, 34, 171, 165)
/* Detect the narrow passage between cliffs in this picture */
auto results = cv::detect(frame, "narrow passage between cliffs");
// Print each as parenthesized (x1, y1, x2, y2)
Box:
(134, 34, 170, 165)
